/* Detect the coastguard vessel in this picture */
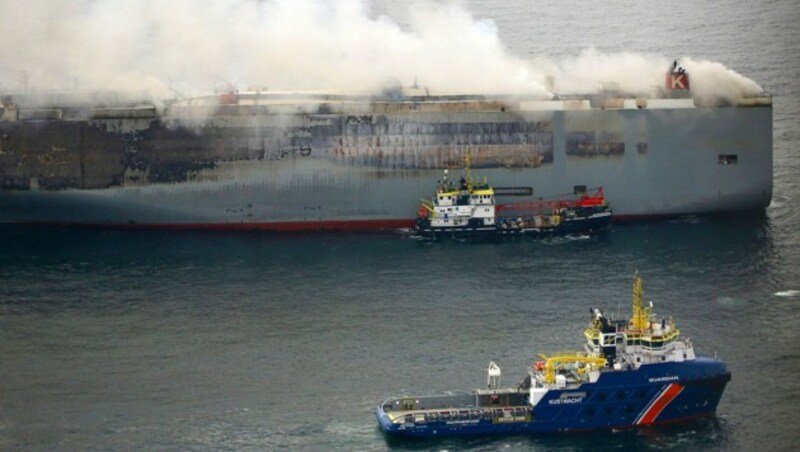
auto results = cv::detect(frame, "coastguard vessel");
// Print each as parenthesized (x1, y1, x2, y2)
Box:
(414, 154, 612, 239)
(0, 66, 771, 230)
(376, 273, 730, 437)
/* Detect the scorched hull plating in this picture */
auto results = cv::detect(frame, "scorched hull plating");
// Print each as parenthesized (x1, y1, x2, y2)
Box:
(0, 96, 772, 229)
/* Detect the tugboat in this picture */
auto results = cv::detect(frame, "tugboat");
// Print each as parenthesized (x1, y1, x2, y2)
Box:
(376, 273, 731, 437)
(414, 155, 612, 239)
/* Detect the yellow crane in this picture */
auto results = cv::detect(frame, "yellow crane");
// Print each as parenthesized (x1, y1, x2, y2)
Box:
(537, 353, 607, 384)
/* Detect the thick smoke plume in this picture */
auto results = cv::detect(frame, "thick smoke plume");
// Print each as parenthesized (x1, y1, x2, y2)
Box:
(0, 0, 764, 102)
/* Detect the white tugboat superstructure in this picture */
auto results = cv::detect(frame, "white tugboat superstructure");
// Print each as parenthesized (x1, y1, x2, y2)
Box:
(414, 153, 612, 239)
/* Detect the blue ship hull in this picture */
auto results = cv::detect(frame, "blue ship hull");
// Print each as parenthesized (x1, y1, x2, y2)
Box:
(376, 358, 729, 438)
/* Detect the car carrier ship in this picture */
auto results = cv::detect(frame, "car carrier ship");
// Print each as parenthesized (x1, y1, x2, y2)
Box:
(0, 66, 772, 230)
(375, 273, 731, 437)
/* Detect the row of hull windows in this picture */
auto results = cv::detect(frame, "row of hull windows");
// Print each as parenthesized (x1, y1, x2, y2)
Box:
(332, 142, 740, 163)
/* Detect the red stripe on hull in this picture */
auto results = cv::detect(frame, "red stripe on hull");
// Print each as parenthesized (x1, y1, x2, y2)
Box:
(11, 219, 417, 232)
(637, 383, 684, 425)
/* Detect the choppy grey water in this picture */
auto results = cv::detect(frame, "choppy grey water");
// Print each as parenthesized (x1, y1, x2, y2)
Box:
(1, 0, 799, 450)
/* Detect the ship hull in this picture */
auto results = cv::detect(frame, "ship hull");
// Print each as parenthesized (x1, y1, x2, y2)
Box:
(0, 96, 772, 229)
(376, 358, 730, 438)
(415, 211, 612, 240)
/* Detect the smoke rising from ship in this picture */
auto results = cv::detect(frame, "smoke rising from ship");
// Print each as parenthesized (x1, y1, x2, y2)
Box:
(0, 0, 764, 102)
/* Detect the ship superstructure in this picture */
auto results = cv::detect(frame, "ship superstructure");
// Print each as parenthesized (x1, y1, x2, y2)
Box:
(376, 273, 730, 437)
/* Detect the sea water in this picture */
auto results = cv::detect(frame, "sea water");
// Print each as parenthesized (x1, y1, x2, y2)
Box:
(2, 0, 799, 449)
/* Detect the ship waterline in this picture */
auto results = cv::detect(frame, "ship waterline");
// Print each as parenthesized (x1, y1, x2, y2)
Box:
(0, 93, 772, 229)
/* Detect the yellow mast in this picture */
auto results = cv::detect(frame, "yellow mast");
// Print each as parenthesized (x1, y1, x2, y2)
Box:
(630, 271, 651, 331)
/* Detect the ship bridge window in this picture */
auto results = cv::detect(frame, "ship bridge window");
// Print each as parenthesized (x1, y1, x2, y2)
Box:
(719, 154, 738, 165)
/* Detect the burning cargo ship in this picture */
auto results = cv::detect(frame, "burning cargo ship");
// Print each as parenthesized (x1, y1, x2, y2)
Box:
(0, 67, 772, 231)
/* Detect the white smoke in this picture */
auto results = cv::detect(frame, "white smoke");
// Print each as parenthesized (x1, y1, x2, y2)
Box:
(682, 57, 765, 103)
(536, 48, 669, 96)
(0, 0, 765, 102)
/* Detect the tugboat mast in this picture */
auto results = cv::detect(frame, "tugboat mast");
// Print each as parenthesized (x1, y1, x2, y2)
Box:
(630, 271, 652, 331)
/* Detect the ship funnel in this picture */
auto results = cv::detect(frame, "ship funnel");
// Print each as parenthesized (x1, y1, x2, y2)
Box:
(216, 83, 239, 105)
(665, 61, 690, 94)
